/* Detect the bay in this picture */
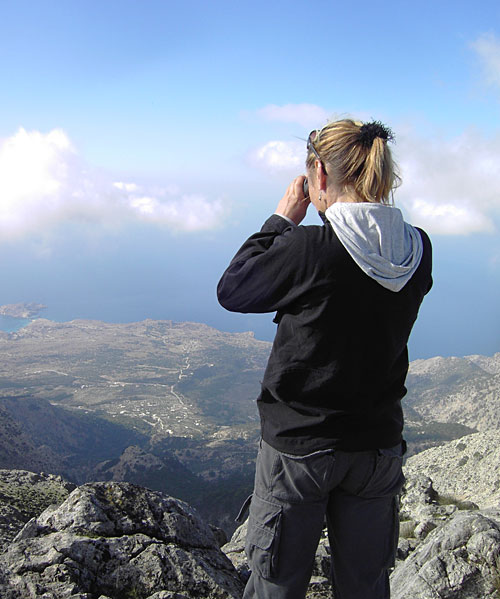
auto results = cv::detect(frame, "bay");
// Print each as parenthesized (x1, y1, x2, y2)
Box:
(0, 315, 31, 332)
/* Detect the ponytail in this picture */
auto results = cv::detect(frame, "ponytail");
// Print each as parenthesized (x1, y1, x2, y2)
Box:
(306, 119, 401, 204)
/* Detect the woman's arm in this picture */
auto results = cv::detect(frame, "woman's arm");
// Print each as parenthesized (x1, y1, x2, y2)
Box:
(217, 214, 311, 313)
(217, 176, 315, 313)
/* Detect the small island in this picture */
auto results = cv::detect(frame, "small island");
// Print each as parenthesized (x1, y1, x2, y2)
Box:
(0, 302, 47, 319)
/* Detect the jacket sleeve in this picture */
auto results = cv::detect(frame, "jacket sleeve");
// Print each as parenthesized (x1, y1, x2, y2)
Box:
(217, 215, 315, 314)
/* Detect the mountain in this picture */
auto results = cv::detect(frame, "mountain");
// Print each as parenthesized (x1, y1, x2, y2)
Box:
(0, 328, 498, 597)
(0, 395, 256, 534)
(405, 353, 500, 430)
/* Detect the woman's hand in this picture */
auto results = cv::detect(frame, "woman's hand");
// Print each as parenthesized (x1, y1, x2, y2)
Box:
(275, 175, 311, 225)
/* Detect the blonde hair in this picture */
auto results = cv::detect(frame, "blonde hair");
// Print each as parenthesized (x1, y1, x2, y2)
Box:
(306, 119, 401, 204)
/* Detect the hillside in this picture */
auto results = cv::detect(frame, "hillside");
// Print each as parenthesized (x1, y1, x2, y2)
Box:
(405, 353, 500, 430)
(0, 319, 497, 532)
(404, 429, 500, 508)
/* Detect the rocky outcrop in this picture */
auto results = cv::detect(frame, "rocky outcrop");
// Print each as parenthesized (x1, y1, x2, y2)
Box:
(0, 469, 75, 552)
(396, 473, 479, 560)
(404, 430, 500, 508)
(0, 482, 243, 599)
(391, 510, 500, 599)
(1, 468, 500, 599)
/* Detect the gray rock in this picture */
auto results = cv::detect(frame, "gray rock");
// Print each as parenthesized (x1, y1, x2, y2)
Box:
(0, 469, 75, 552)
(391, 511, 500, 599)
(405, 354, 500, 431)
(222, 519, 250, 582)
(404, 431, 500, 509)
(0, 481, 243, 599)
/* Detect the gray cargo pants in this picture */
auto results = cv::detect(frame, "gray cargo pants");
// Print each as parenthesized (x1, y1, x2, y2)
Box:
(241, 439, 404, 599)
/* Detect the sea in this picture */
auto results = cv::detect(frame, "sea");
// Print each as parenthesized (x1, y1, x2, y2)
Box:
(0, 315, 32, 333)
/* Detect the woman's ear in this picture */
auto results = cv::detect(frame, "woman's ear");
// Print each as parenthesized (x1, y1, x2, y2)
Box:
(316, 160, 328, 192)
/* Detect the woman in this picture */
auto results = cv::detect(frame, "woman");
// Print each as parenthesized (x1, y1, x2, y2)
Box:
(217, 119, 432, 599)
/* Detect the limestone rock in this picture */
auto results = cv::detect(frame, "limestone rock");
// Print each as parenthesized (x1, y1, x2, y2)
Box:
(405, 354, 500, 431)
(0, 469, 75, 552)
(404, 430, 500, 508)
(400, 474, 462, 526)
(222, 518, 250, 582)
(0, 481, 243, 599)
(391, 511, 500, 598)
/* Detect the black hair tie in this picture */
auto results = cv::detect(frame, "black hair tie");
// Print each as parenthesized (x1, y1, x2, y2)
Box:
(358, 121, 394, 147)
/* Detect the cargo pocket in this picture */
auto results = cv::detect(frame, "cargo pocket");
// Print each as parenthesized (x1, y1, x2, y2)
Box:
(245, 494, 282, 580)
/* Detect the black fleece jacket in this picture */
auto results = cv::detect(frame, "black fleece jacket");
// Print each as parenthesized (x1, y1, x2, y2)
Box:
(217, 214, 432, 455)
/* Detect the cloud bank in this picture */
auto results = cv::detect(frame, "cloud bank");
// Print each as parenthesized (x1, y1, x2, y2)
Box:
(0, 128, 226, 241)
(397, 129, 500, 235)
(252, 128, 500, 235)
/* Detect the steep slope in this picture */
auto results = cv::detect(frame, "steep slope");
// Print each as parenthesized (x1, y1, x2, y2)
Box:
(405, 353, 500, 430)
(404, 430, 500, 508)
(0, 396, 146, 481)
(0, 470, 74, 552)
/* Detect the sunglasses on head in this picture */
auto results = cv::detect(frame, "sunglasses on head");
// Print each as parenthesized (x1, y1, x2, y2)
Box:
(307, 129, 327, 171)
(307, 130, 322, 162)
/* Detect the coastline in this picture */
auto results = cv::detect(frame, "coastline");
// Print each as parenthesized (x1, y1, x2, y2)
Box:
(0, 315, 33, 333)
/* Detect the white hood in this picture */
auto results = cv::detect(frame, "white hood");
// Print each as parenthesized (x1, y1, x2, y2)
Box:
(325, 202, 423, 292)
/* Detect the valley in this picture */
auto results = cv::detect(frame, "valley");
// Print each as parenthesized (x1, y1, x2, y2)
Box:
(0, 318, 497, 533)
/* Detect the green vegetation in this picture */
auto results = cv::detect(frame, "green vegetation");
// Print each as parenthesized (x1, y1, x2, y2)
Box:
(405, 421, 477, 457)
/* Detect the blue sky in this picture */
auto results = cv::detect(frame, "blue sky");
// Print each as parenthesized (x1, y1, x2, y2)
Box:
(0, 0, 499, 359)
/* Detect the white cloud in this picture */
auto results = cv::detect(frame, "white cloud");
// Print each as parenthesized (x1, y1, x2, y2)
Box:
(0, 128, 226, 240)
(128, 193, 225, 231)
(250, 140, 304, 171)
(113, 181, 139, 193)
(403, 199, 493, 235)
(471, 33, 500, 90)
(396, 129, 500, 235)
(257, 103, 330, 128)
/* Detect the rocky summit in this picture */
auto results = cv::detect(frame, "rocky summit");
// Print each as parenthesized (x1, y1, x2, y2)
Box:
(2, 465, 500, 598)
(0, 481, 243, 599)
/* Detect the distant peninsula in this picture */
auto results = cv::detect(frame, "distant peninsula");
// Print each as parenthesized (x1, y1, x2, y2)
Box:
(0, 302, 47, 319)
